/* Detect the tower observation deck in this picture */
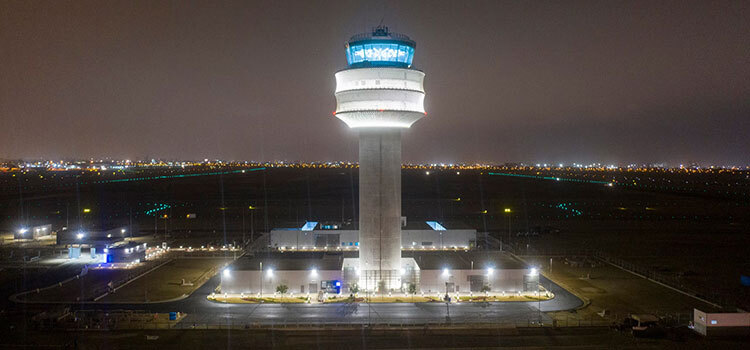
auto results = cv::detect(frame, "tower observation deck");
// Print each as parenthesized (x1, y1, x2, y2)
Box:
(334, 26, 426, 291)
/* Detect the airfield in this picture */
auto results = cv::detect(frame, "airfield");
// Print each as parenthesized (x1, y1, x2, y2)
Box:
(0, 165, 747, 347)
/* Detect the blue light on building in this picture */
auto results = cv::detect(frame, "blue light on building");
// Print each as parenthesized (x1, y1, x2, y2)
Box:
(301, 221, 318, 231)
(426, 221, 447, 231)
(344, 25, 416, 68)
(346, 43, 415, 66)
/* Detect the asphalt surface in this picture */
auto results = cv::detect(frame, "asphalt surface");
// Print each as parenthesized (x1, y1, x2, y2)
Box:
(70, 274, 582, 326)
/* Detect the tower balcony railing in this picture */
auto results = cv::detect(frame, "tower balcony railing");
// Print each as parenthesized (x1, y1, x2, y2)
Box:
(348, 32, 415, 45)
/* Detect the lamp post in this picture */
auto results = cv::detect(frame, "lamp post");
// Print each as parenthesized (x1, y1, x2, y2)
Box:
(445, 281, 451, 322)
(530, 267, 541, 325)
(504, 208, 512, 249)
(259, 262, 263, 298)
(248, 206, 256, 244)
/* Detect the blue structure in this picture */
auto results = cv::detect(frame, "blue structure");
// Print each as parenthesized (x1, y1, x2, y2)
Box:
(345, 26, 416, 68)
(426, 221, 447, 231)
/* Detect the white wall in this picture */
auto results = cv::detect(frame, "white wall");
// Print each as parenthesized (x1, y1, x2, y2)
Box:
(221, 270, 343, 294)
(418, 269, 527, 293)
(222, 268, 528, 295)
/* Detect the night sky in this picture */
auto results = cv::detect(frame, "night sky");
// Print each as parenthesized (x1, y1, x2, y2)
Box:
(1, 1, 748, 165)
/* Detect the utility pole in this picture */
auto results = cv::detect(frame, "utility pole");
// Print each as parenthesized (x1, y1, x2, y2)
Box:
(538, 280, 542, 325)
(445, 281, 451, 322)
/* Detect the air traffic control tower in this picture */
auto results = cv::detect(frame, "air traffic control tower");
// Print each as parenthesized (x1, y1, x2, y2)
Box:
(334, 26, 426, 290)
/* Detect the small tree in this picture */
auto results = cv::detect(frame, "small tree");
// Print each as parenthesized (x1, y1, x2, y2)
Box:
(407, 283, 417, 301)
(349, 283, 360, 295)
(276, 284, 288, 301)
(480, 285, 491, 298)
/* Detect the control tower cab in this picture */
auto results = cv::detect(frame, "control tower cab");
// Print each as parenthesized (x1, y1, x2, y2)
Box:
(334, 26, 426, 129)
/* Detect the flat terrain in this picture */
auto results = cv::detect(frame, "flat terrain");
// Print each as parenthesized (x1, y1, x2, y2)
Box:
(18, 264, 144, 302)
(100, 258, 231, 303)
(521, 257, 721, 325)
(3, 166, 748, 311)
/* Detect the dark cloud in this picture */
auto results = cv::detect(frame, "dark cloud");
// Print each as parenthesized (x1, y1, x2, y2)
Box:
(1, 0, 748, 165)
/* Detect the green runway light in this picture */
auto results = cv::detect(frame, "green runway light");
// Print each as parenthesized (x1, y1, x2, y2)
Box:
(92, 167, 266, 184)
(488, 172, 611, 185)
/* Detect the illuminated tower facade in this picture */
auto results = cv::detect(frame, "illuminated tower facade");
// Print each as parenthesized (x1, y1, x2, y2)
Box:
(334, 26, 426, 291)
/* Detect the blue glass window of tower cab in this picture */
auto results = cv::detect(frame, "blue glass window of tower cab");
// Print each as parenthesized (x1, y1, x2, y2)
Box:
(347, 43, 415, 66)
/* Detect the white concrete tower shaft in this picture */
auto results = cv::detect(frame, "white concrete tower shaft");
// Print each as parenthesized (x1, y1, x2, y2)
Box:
(358, 129, 402, 288)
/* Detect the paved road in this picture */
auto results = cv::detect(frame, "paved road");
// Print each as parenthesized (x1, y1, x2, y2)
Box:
(72, 275, 582, 325)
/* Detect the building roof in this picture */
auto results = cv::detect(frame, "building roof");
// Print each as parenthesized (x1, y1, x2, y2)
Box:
(232, 252, 355, 271)
(403, 251, 526, 270)
(232, 250, 525, 271)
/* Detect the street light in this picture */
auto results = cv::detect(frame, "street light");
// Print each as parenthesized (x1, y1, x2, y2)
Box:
(529, 267, 541, 325)
(504, 208, 512, 248)
(223, 268, 231, 278)
(247, 205, 257, 245)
